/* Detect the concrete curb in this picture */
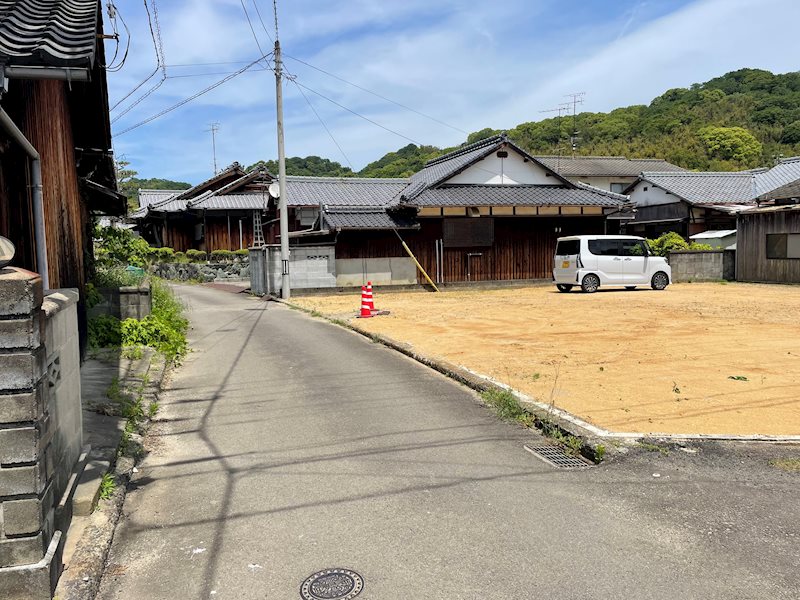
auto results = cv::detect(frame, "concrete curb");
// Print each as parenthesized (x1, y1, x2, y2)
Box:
(274, 297, 800, 451)
(54, 350, 171, 600)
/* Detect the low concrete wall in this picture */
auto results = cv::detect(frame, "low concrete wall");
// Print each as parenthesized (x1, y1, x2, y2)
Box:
(335, 257, 417, 287)
(89, 282, 151, 321)
(0, 268, 84, 599)
(250, 247, 418, 295)
(668, 250, 735, 282)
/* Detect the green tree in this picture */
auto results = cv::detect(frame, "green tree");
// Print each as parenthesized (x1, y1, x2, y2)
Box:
(115, 159, 191, 213)
(781, 120, 800, 144)
(697, 126, 763, 166)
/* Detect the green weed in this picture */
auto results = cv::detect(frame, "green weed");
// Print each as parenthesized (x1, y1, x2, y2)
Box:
(637, 441, 670, 455)
(769, 458, 800, 473)
(99, 473, 116, 500)
(728, 375, 749, 381)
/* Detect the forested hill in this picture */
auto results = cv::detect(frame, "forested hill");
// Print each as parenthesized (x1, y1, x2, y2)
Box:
(358, 68, 800, 177)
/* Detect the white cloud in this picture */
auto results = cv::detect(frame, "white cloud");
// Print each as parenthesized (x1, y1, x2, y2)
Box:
(107, 0, 800, 183)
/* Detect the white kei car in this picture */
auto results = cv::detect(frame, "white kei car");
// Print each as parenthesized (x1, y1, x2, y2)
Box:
(552, 235, 671, 293)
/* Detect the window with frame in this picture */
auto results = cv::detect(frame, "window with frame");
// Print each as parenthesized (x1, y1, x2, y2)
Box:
(610, 183, 627, 194)
(621, 240, 648, 256)
(588, 239, 620, 256)
(443, 218, 494, 247)
(766, 233, 800, 259)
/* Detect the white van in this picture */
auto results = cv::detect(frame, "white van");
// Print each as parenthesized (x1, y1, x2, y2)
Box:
(552, 235, 671, 293)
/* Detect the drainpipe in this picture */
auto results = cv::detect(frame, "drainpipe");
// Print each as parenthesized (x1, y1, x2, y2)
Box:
(0, 106, 49, 289)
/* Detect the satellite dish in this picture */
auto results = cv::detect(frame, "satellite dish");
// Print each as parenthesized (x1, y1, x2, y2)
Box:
(268, 182, 280, 198)
(0, 236, 15, 269)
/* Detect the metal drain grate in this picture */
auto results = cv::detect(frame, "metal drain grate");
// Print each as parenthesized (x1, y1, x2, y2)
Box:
(524, 444, 591, 469)
(301, 568, 364, 600)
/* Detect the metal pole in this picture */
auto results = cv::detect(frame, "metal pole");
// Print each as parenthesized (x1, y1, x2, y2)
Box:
(275, 39, 291, 299)
(0, 107, 49, 289)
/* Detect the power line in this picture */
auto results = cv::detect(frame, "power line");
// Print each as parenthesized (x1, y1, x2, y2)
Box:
(284, 54, 468, 136)
(239, 0, 268, 59)
(292, 79, 422, 146)
(164, 68, 270, 78)
(114, 53, 272, 136)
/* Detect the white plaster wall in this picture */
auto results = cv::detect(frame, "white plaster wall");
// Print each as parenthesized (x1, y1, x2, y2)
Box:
(447, 151, 554, 185)
(628, 181, 678, 206)
(568, 175, 637, 191)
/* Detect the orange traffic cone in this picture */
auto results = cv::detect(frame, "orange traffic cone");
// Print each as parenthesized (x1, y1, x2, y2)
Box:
(365, 281, 376, 313)
(359, 285, 372, 318)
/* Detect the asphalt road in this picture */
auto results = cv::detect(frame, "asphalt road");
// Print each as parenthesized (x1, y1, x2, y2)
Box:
(97, 284, 800, 600)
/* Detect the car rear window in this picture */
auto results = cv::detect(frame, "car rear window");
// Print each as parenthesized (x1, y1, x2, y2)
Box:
(555, 240, 580, 255)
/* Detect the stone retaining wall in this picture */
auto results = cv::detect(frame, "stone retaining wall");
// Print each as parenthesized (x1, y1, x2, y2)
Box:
(88, 282, 151, 321)
(150, 260, 250, 282)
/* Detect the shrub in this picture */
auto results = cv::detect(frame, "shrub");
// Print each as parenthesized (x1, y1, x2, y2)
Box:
(186, 249, 207, 262)
(210, 249, 235, 262)
(688, 242, 714, 251)
(647, 232, 689, 256)
(94, 225, 152, 268)
(173, 251, 189, 263)
(88, 314, 122, 348)
(152, 247, 175, 262)
(121, 315, 187, 362)
(234, 249, 250, 258)
(94, 266, 144, 288)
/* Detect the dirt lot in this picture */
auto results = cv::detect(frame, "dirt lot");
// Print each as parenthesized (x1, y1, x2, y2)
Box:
(293, 283, 800, 436)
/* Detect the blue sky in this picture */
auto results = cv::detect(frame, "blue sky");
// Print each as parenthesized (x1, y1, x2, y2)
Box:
(106, 0, 800, 184)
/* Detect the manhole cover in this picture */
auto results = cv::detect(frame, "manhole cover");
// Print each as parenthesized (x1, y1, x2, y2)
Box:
(524, 444, 591, 469)
(300, 568, 364, 600)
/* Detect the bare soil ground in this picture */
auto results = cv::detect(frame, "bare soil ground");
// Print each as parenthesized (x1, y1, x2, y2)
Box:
(293, 283, 800, 436)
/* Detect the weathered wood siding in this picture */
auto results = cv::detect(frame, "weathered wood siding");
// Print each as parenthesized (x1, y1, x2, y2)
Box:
(0, 80, 85, 289)
(737, 209, 800, 283)
(336, 217, 605, 282)
(22, 80, 85, 289)
(204, 214, 254, 251)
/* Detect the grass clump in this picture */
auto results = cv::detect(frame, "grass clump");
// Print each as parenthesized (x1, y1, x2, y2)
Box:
(769, 458, 800, 473)
(99, 473, 117, 500)
(480, 388, 529, 423)
(637, 441, 670, 455)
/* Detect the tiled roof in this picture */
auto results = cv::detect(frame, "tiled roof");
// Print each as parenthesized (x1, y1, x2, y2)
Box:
(285, 176, 408, 208)
(171, 162, 246, 202)
(323, 207, 418, 230)
(635, 172, 756, 204)
(753, 156, 800, 196)
(534, 155, 686, 177)
(408, 185, 625, 208)
(0, 0, 100, 68)
(188, 193, 270, 211)
(138, 189, 181, 209)
(759, 178, 800, 201)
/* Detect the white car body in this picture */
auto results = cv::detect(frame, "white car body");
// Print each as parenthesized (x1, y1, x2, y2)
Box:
(552, 235, 672, 293)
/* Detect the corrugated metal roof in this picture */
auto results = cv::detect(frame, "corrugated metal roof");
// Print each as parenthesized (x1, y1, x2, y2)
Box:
(0, 0, 100, 68)
(534, 155, 685, 177)
(286, 176, 409, 207)
(408, 185, 625, 207)
(690, 229, 737, 239)
(324, 208, 418, 230)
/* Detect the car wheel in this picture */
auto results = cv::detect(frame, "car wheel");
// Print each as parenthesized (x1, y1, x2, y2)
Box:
(556, 284, 573, 293)
(625, 286, 636, 290)
(581, 273, 600, 293)
(651, 271, 669, 290)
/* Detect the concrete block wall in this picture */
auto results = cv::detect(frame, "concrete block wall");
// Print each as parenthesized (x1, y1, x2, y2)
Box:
(87, 282, 151, 321)
(0, 268, 83, 598)
(668, 250, 733, 282)
(335, 257, 417, 287)
(288, 246, 336, 289)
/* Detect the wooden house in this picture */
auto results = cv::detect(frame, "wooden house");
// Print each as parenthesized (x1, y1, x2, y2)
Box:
(624, 157, 800, 239)
(133, 135, 632, 283)
(0, 0, 124, 291)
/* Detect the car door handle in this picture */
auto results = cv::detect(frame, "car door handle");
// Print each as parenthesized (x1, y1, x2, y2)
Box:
(624, 258, 632, 261)
(613, 257, 622, 261)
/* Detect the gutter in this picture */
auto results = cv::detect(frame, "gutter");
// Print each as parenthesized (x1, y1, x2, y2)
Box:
(0, 106, 49, 289)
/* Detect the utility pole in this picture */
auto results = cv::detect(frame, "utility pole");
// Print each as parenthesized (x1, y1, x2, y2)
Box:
(274, 38, 290, 299)
(207, 122, 220, 175)
(539, 103, 571, 170)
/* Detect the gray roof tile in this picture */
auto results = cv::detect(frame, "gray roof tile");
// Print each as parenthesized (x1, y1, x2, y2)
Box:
(534, 155, 686, 177)
(323, 208, 418, 230)
(0, 0, 100, 68)
(285, 176, 408, 208)
(753, 156, 800, 196)
(138, 189, 181, 209)
(408, 185, 625, 207)
(637, 172, 756, 204)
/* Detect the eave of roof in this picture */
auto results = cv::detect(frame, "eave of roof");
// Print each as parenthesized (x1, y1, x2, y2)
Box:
(407, 184, 625, 208)
(0, 0, 100, 69)
(533, 155, 686, 177)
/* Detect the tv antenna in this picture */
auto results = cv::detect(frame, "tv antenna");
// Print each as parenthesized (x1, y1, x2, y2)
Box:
(206, 122, 220, 174)
(564, 92, 585, 155)
(540, 103, 572, 169)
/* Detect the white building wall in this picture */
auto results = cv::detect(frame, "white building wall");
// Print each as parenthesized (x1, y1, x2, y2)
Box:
(627, 180, 679, 206)
(447, 151, 554, 185)
(567, 175, 637, 192)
